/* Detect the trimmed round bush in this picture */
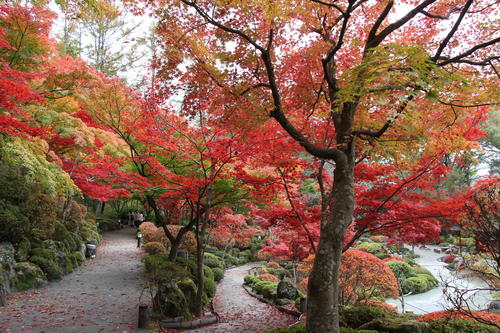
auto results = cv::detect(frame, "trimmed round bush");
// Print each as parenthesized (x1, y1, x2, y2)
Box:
(259, 273, 279, 282)
(212, 267, 224, 282)
(143, 242, 166, 255)
(253, 280, 278, 299)
(342, 305, 388, 329)
(244, 274, 259, 287)
(204, 252, 223, 269)
(385, 260, 416, 280)
(204, 276, 216, 298)
(267, 261, 281, 268)
(356, 242, 390, 259)
(402, 276, 431, 294)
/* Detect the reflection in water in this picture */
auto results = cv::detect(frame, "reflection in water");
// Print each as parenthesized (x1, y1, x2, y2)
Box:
(386, 245, 492, 314)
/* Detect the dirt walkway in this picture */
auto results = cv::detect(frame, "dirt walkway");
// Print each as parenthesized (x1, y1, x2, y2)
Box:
(0, 227, 147, 333)
(191, 263, 297, 333)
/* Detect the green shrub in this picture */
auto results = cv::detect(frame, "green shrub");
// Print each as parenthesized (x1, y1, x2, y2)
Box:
(253, 280, 278, 299)
(358, 317, 429, 332)
(143, 242, 166, 255)
(386, 260, 415, 280)
(143, 254, 190, 282)
(71, 252, 85, 266)
(176, 257, 197, 275)
(204, 276, 216, 298)
(30, 256, 63, 280)
(213, 267, 224, 282)
(402, 276, 431, 294)
(417, 273, 438, 289)
(412, 266, 433, 276)
(428, 319, 499, 333)
(53, 221, 78, 251)
(30, 248, 57, 261)
(27, 193, 57, 241)
(356, 242, 390, 259)
(0, 199, 29, 243)
(65, 257, 73, 273)
(204, 252, 223, 269)
(244, 274, 259, 287)
(204, 265, 214, 281)
(342, 305, 389, 329)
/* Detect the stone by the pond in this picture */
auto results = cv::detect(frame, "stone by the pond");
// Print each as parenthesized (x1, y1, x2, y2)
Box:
(154, 281, 191, 320)
(14, 262, 47, 291)
(488, 300, 500, 314)
(276, 280, 297, 300)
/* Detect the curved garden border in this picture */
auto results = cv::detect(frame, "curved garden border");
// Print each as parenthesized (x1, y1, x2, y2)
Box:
(159, 300, 220, 329)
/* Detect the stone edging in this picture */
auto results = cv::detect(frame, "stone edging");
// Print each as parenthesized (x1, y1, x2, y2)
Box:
(242, 284, 302, 318)
(159, 300, 220, 329)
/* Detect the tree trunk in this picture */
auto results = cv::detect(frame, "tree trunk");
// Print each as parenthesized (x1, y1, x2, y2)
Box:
(194, 222, 205, 317)
(306, 160, 354, 333)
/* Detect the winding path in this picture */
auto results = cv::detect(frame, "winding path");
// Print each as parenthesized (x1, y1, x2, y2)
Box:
(191, 263, 297, 333)
(0, 227, 146, 333)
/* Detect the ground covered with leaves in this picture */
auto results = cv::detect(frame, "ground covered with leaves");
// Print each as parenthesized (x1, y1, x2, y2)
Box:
(0, 228, 146, 333)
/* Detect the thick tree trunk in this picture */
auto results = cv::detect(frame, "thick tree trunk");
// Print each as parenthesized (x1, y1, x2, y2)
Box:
(306, 160, 354, 333)
(194, 224, 205, 317)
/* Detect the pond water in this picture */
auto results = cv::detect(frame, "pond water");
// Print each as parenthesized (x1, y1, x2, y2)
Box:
(386, 245, 493, 314)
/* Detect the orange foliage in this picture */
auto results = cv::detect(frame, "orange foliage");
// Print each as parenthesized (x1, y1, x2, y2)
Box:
(382, 256, 407, 263)
(259, 273, 279, 282)
(298, 250, 399, 305)
(267, 261, 281, 269)
(299, 278, 308, 292)
(139, 223, 196, 254)
(418, 310, 500, 326)
(358, 300, 397, 313)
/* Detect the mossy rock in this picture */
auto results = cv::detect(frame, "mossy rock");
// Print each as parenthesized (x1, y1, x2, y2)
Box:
(14, 239, 31, 262)
(14, 262, 47, 291)
(253, 280, 278, 299)
(30, 248, 57, 261)
(428, 319, 499, 333)
(212, 267, 224, 282)
(342, 305, 389, 329)
(358, 318, 429, 333)
(178, 278, 197, 313)
(53, 221, 78, 251)
(70, 252, 85, 266)
(153, 281, 191, 320)
(277, 280, 298, 300)
(30, 256, 63, 281)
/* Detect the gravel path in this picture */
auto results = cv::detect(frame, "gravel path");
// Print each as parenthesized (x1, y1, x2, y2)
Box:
(190, 263, 297, 333)
(0, 227, 147, 333)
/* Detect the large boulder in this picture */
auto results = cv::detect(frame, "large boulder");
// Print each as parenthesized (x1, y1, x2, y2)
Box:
(153, 281, 191, 320)
(276, 280, 298, 300)
(358, 318, 429, 333)
(14, 262, 47, 291)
